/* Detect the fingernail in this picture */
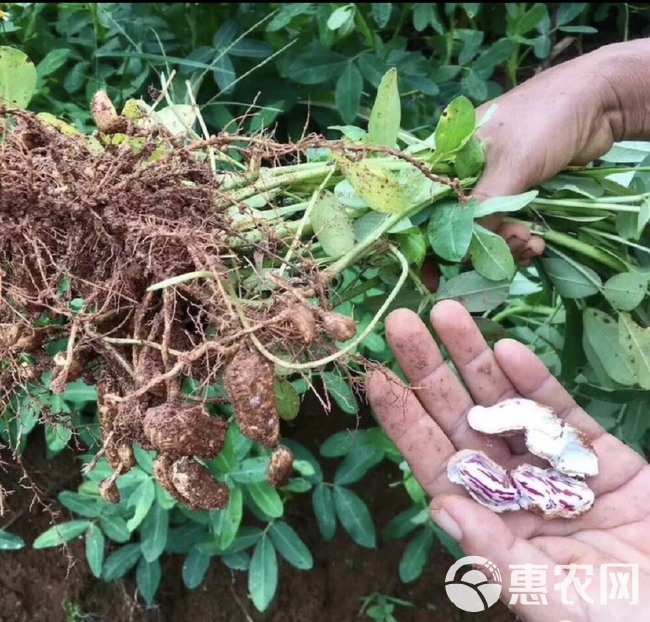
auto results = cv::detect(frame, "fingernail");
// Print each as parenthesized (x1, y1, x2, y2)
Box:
(431, 507, 463, 541)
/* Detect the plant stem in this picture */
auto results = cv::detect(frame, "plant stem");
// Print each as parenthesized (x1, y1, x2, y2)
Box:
(525, 225, 628, 271)
(532, 198, 642, 212)
(491, 304, 557, 323)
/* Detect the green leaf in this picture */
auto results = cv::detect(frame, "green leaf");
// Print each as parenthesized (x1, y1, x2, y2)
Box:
(58, 491, 101, 518)
(396, 229, 426, 268)
(287, 48, 347, 85)
(282, 478, 311, 493)
(182, 547, 211, 589)
(312, 485, 336, 540)
(469, 224, 516, 282)
(541, 257, 601, 299)
(473, 39, 518, 74)
(513, 3, 548, 35)
(133, 444, 155, 475)
(436, 270, 510, 313)
(36, 48, 71, 80)
(603, 272, 647, 311)
(473, 190, 539, 219)
(222, 551, 251, 571)
(322, 369, 358, 414)
(371, 3, 392, 28)
(462, 69, 487, 101)
(327, 4, 355, 29)
(382, 505, 426, 541)
(248, 535, 278, 612)
(216, 485, 243, 550)
(333, 486, 376, 548)
(229, 457, 270, 484)
(454, 136, 485, 178)
(165, 523, 208, 554)
(561, 299, 586, 384)
(85, 523, 105, 578)
(61, 380, 97, 404)
(559, 25, 597, 34)
(140, 503, 169, 563)
(5, 392, 40, 452)
(320, 430, 360, 457)
(336, 62, 363, 125)
(0, 529, 25, 550)
(433, 96, 476, 156)
(247, 482, 284, 518)
(334, 444, 384, 486)
(226, 526, 263, 553)
(335, 156, 407, 215)
(136, 556, 161, 606)
(619, 399, 650, 444)
(33, 520, 91, 549)
(0, 46, 37, 108)
(44, 422, 73, 456)
(619, 313, 650, 389)
(268, 521, 313, 570)
(101, 543, 141, 581)
(556, 3, 588, 26)
(99, 516, 131, 543)
(126, 478, 156, 531)
(274, 378, 300, 422)
(309, 190, 356, 258)
(412, 3, 443, 33)
(427, 200, 475, 262)
(399, 528, 433, 583)
(329, 125, 367, 142)
(368, 67, 400, 148)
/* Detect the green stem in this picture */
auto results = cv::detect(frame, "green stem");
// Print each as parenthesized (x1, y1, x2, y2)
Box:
(525, 225, 627, 271)
(230, 166, 336, 203)
(582, 227, 650, 256)
(491, 304, 557, 323)
(532, 198, 642, 212)
(280, 168, 335, 276)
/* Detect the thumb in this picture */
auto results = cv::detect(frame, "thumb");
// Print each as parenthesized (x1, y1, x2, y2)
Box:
(430, 495, 576, 620)
(471, 143, 533, 233)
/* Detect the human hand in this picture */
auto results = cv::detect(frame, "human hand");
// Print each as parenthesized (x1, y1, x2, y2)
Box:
(366, 301, 650, 621)
(472, 39, 650, 264)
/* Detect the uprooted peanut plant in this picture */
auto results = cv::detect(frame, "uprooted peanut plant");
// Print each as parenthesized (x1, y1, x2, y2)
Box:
(3, 43, 650, 611)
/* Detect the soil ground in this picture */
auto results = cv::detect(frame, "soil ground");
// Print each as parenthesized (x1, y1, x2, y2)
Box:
(0, 401, 519, 622)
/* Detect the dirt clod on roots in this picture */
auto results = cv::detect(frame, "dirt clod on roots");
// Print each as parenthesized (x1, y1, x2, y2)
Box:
(0, 105, 360, 511)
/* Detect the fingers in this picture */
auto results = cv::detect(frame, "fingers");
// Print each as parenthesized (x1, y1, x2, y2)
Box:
(430, 301, 516, 406)
(470, 140, 530, 203)
(365, 366, 461, 497)
(494, 338, 648, 496)
(494, 338, 604, 437)
(431, 495, 582, 622)
(383, 308, 511, 461)
(496, 222, 546, 266)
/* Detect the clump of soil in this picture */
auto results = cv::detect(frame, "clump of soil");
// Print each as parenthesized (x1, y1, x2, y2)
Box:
(0, 103, 362, 512)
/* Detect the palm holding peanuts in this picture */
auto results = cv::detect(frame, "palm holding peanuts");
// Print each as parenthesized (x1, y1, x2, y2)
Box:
(366, 302, 650, 620)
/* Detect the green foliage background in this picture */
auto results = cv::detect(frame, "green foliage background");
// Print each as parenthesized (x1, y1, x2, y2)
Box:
(2, 2, 650, 616)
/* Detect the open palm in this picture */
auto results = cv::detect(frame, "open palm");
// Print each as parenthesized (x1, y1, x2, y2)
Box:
(366, 301, 650, 621)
